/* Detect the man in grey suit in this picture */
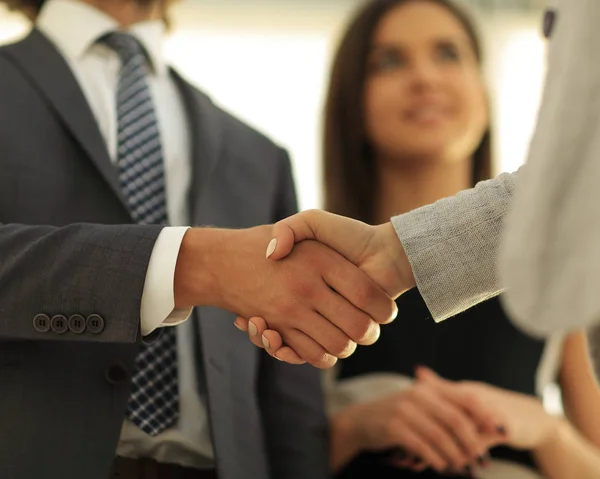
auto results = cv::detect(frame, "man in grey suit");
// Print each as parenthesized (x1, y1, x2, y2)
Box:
(0, 0, 398, 478)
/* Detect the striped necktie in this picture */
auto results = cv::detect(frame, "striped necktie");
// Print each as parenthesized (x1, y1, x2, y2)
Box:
(100, 31, 179, 436)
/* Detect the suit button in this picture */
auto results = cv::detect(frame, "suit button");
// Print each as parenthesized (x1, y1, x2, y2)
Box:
(87, 314, 105, 334)
(33, 314, 50, 333)
(105, 364, 129, 385)
(50, 315, 68, 334)
(68, 314, 86, 334)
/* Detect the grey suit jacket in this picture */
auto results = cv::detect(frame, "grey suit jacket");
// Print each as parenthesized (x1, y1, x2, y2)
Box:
(0, 29, 328, 479)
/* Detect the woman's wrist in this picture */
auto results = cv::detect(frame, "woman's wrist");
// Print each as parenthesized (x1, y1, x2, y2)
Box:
(532, 415, 566, 455)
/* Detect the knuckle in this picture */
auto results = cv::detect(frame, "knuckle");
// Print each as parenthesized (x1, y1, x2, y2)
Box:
(463, 392, 482, 411)
(333, 338, 357, 359)
(289, 279, 315, 300)
(348, 315, 377, 344)
(352, 280, 377, 311)
(447, 412, 467, 430)
(306, 350, 332, 369)
(409, 384, 428, 400)
(274, 301, 296, 320)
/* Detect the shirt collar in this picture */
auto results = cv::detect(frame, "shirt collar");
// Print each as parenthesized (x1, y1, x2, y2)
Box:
(37, 0, 168, 76)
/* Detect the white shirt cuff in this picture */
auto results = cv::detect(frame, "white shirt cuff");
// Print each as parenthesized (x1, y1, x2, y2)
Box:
(140, 226, 192, 336)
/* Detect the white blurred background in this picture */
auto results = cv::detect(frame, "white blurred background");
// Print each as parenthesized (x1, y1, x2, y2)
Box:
(0, 0, 547, 211)
(0, 0, 559, 409)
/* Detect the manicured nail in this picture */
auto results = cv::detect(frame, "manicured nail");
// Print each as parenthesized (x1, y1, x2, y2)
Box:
(391, 303, 398, 320)
(248, 322, 258, 336)
(262, 335, 270, 348)
(234, 323, 244, 332)
(273, 353, 283, 361)
(266, 238, 277, 258)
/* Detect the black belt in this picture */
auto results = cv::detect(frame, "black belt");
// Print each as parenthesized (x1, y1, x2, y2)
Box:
(110, 456, 218, 479)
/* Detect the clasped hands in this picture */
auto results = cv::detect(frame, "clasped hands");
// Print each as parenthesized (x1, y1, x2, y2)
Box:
(234, 209, 415, 369)
(174, 209, 410, 368)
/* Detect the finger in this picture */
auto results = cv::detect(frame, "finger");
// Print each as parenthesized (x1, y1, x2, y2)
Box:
(312, 287, 379, 348)
(267, 210, 373, 262)
(266, 223, 297, 260)
(270, 345, 306, 365)
(323, 258, 398, 328)
(391, 421, 450, 472)
(243, 320, 306, 364)
(266, 210, 329, 261)
(246, 317, 268, 349)
(413, 385, 487, 465)
(401, 401, 471, 470)
(280, 328, 338, 369)
(293, 305, 358, 359)
(261, 329, 284, 351)
(234, 316, 249, 332)
(257, 328, 307, 364)
(417, 367, 505, 438)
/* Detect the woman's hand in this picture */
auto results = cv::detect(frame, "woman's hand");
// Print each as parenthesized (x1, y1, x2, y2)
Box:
(416, 367, 560, 452)
(331, 378, 505, 474)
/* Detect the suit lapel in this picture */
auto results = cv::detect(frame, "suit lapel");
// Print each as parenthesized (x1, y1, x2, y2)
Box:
(5, 29, 129, 211)
(170, 70, 224, 224)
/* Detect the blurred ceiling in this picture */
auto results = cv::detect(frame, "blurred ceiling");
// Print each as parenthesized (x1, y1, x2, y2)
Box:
(190, 0, 547, 12)
(464, 0, 546, 11)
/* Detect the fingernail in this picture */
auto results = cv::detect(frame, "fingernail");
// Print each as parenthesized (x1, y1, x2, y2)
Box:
(391, 303, 398, 320)
(234, 323, 244, 332)
(266, 238, 277, 258)
(262, 335, 270, 348)
(273, 354, 283, 361)
(248, 322, 258, 336)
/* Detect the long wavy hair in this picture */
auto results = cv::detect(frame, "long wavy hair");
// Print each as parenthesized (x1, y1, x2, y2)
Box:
(323, 0, 492, 223)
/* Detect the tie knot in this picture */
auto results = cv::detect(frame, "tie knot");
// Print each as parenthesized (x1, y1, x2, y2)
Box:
(98, 31, 145, 64)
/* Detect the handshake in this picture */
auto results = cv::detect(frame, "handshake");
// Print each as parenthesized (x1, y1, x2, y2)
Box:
(174, 210, 416, 368)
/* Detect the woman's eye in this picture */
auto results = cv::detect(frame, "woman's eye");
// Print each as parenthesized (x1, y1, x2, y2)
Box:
(437, 44, 460, 62)
(371, 51, 404, 72)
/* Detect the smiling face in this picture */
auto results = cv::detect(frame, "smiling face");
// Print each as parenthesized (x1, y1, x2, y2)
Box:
(363, 0, 488, 166)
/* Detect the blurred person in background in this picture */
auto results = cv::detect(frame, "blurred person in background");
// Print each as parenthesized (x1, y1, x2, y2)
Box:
(0, 0, 333, 478)
(235, 1, 600, 478)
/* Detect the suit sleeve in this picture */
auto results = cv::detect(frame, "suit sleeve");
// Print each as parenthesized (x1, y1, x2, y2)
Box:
(258, 150, 330, 479)
(0, 222, 162, 343)
(391, 169, 520, 323)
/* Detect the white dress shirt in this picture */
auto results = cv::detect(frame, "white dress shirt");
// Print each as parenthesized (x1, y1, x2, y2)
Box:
(37, 0, 215, 468)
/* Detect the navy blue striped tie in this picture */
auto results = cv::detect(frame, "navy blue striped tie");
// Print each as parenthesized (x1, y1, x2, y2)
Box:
(101, 31, 179, 436)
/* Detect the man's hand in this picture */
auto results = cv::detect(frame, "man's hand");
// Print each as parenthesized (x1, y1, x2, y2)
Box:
(234, 210, 417, 364)
(173, 225, 398, 368)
